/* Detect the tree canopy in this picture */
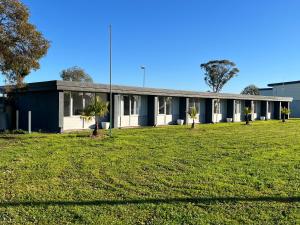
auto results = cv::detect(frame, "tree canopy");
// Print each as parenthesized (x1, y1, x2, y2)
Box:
(241, 85, 260, 95)
(0, 0, 50, 86)
(200, 60, 239, 93)
(60, 67, 93, 83)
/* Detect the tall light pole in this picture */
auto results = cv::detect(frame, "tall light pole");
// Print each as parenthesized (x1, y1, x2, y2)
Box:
(140, 66, 146, 87)
(109, 24, 112, 137)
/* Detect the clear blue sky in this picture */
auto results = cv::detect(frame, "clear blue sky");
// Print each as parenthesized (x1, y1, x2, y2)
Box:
(5, 0, 300, 93)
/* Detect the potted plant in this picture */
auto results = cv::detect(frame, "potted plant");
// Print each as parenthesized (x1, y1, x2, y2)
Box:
(177, 119, 184, 125)
(226, 118, 233, 123)
(281, 107, 290, 122)
(188, 106, 198, 129)
(244, 107, 252, 125)
(81, 98, 109, 136)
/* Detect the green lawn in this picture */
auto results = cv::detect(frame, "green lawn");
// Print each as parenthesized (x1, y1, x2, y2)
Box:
(0, 120, 299, 224)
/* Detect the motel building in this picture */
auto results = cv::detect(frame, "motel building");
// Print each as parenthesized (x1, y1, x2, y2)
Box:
(0, 81, 293, 132)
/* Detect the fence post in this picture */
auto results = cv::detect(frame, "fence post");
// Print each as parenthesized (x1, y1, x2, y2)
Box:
(16, 110, 19, 130)
(28, 111, 31, 134)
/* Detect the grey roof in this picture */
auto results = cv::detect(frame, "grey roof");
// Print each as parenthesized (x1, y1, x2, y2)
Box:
(4, 80, 293, 102)
(268, 80, 300, 87)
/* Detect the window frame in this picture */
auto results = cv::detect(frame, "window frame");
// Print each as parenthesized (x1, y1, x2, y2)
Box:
(158, 96, 166, 115)
(158, 96, 173, 115)
(253, 101, 257, 113)
(235, 100, 241, 114)
(123, 95, 140, 116)
(214, 100, 221, 114)
(190, 98, 200, 114)
(123, 95, 130, 116)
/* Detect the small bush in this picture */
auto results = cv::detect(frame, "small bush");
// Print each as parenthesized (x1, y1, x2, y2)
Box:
(0, 129, 10, 134)
(11, 129, 27, 134)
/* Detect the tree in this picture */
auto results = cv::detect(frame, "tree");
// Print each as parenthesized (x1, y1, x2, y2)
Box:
(188, 106, 198, 129)
(241, 85, 260, 95)
(200, 60, 239, 93)
(60, 66, 93, 83)
(81, 97, 108, 136)
(0, 0, 50, 86)
(244, 107, 252, 125)
(281, 107, 290, 123)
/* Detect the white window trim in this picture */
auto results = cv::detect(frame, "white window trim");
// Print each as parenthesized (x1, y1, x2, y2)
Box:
(158, 97, 173, 115)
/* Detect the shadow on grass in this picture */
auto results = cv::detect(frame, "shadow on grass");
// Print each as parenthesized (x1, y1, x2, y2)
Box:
(0, 136, 18, 140)
(0, 196, 299, 207)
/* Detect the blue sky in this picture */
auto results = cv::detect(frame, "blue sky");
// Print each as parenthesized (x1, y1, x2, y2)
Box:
(4, 0, 300, 93)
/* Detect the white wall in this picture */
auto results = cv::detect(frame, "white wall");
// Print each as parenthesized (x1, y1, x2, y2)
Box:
(63, 116, 96, 130)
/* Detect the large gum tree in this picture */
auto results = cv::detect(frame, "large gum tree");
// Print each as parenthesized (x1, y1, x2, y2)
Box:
(200, 60, 239, 93)
(0, 0, 50, 86)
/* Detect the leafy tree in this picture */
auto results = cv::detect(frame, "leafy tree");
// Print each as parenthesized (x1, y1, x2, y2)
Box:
(244, 107, 252, 125)
(200, 60, 239, 93)
(60, 66, 93, 83)
(188, 106, 198, 129)
(81, 97, 108, 136)
(281, 107, 290, 123)
(0, 0, 50, 86)
(241, 85, 260, 95)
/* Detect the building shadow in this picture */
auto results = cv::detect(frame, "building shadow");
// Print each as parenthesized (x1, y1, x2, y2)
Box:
(0, 196, 299, 207)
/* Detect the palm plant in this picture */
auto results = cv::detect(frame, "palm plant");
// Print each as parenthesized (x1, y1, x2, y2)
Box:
(244, 107, 252, 125)
(81, 98, 109, 136)
(281, 107, 290, 122)
(188, 106, 198, 129)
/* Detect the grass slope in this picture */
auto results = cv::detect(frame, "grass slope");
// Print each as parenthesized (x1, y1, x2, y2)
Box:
(0, 120, 299, 224)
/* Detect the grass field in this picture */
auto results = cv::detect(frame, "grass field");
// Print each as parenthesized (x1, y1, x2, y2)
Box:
(0, 120, 299, 224)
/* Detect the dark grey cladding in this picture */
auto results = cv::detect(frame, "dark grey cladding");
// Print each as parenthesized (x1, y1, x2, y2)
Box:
(268, 80, 300, 87)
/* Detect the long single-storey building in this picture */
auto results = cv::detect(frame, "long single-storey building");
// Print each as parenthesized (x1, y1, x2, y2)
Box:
(0, 80, 293, 132)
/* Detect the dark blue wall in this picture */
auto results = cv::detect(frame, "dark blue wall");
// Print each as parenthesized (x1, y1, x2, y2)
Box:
(13, 91, 60, 132)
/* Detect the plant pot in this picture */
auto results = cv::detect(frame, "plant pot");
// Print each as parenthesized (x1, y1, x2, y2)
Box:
(177, 119, 184, 125)
(226, 118, 233, 123)
(260, 116, 266, 121)
(101, 122, 110, 130)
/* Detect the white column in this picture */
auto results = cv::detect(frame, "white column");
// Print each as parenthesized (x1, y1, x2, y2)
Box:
(28, 111, 31, 133)
(16, 110, 19, 130)
(114, 95, 121, 128)
(70, 94, 73, 117)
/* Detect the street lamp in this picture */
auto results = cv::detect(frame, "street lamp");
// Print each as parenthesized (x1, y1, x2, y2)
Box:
(109, 24, 112, 137)
(140, 66, 146, 87)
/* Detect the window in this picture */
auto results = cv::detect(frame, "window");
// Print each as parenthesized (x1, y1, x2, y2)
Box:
(166, 97, 172, 115)
(253, 101, 257, 113)
(96, 93, 107, 102)
(159, 97, 165, 114)
(123, 96, 130, 115)
(72, 92, 83, 115)
(130, 96, 140, 115)
(190, 98, 200, 113)
(214, 100, 220, 114)
(83, 93, 94, 108)
(235, 100, 240, 114)
(158, 97, 172, 115)
(64, 92, 71, 117)
(268, 102, 272, 113)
